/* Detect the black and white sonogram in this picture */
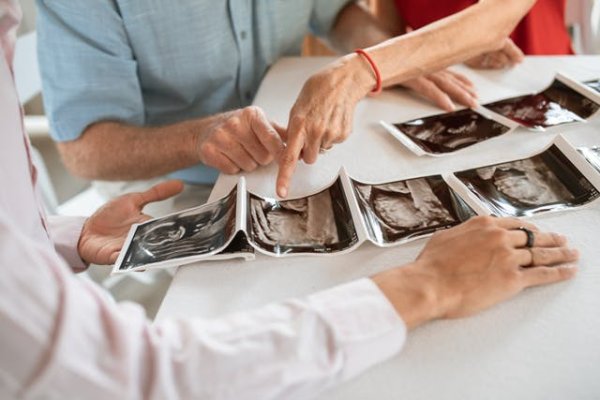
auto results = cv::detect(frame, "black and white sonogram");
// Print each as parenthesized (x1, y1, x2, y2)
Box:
(353, 175, 474, 244)
(485, 79, 600, 130)
(394, 109, 512, 154)
(118, 188, 237, 270)
(249, 178, 358, 254)
(455, 146, 600, 217)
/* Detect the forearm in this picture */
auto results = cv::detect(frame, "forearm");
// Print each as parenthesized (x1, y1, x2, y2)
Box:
(58, 118, 209, 181)
(4, 221, 407, 400)
(345, 0, 536, 92)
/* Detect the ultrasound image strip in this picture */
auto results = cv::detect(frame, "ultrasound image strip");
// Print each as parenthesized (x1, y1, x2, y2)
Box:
(392, 108, 512, 155)
(483, 79, 600, 130)
(455, 145, 600, 217)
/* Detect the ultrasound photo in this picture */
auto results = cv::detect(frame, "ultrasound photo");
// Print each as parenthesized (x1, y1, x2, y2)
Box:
(118, 188, 238, 270)
(585, 79, 600, 94)
(455, 146, 600, 217)
(353, 176, 474, 244)
(485, 79, 600, 130)
(578, 146, 600, 173)
(248, 178, 358, 254)
(394, 109, 512, 154)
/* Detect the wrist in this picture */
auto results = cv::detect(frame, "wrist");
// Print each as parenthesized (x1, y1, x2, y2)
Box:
(336, 53, 376, 100)
(372, 263, 442, 330)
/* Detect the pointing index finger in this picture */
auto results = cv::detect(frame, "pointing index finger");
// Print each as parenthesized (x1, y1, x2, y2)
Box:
(276, 120, 305, 198)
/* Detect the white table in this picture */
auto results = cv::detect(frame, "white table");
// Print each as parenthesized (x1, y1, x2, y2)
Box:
(156, 57, 600, 400)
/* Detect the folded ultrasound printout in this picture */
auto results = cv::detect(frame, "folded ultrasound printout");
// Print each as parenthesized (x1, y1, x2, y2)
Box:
(113, 184, 256, 273)
(380, 106, 519, 157)
(445, 135, 600, 218)
(114, 169, 478, 273)
(483, 73, 600, 131)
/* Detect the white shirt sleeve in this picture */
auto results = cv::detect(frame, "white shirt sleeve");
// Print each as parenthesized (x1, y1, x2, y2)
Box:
(0, 210, 406, 400)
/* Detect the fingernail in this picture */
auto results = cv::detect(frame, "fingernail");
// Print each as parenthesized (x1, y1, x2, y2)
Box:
(278, 187, 288, 198)
(559, 263, 578, 269)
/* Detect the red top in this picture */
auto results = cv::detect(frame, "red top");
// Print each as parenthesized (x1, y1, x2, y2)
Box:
(393, 0, 573, 55)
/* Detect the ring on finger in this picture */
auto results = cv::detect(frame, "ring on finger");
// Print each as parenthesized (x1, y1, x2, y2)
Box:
(517, 226, 535, 248)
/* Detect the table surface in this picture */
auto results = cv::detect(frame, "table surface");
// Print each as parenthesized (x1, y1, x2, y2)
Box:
(156, 56, 600, 400)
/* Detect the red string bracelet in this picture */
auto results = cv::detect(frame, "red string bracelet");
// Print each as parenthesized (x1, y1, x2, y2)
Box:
(354, 49, 382, 95)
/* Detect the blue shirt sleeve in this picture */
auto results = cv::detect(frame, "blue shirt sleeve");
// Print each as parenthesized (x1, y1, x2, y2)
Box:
(309, 0, 353, 38)
(36, 0, 144, 142)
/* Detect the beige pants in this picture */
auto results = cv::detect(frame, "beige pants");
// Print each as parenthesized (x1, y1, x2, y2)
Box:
(85, 178, 214, 319)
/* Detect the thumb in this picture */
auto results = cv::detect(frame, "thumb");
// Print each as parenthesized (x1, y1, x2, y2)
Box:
(134, 180, 185, 209)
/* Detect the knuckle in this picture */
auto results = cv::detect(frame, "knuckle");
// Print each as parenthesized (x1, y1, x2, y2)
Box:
(226, 117, 242, 131)
(280, 152, 297, 166)
(473, 215, 496, 228)
(199, 141, 216, 158)
(290, 114, 306, 128)
(244, 105, 261, 117)
(213, 128, 230, 143)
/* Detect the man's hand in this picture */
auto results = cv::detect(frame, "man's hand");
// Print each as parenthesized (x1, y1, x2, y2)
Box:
(466, 38, 524, 69)
(198, 106, 286, 175)
(401, 70, 478, 111)
(373, 216, 578, 329)
(78, 180, 184, 265)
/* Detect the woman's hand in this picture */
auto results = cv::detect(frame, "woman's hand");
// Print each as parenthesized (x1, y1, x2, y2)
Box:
(77, 180, 184, 265)
(276, 55, 372, 198)
(466, 38, 524, 69)
(400, 69, 478, 111)
(373, 216, 579, 329)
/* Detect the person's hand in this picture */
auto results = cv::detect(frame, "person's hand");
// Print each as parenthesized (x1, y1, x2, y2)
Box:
(466, 38, 524, 69)
(373, 216, 579, 329)
(276, 56, 373, 198)
(400, 69, 478, 112)
(197, 106, 286, 175)
(77, 180, 185, 265)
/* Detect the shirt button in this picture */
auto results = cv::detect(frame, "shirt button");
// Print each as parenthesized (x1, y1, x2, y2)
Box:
(240, 31, 247, 40)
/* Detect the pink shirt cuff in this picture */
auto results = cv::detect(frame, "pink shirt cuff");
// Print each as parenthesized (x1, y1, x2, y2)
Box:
(308, 278, 407, 380)
(47, 216, 88, 272)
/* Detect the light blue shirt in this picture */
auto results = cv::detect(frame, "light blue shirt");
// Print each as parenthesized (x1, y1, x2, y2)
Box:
(36, 0, 350, 183)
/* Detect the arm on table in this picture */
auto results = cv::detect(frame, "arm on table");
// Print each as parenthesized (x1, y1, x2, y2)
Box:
(57, 107, 285, 181)
(0, 210, 405, 400)
(0, 206, 577, 399)
(277, 0, 537, 198)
